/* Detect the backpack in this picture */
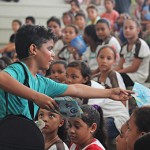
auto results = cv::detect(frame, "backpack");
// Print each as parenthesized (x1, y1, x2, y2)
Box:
(0, 115, 44, 150)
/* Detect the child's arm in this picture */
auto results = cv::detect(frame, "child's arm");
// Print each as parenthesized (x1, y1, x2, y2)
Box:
(114, 57, 125, 71)
(61, 84, 134, 101)
(0, 71, 58, 110)
(118, 58, 142, 73)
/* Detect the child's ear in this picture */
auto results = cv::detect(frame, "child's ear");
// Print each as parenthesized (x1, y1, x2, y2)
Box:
(90, 123, 97, 134)
(29, 44, 37, 56)
(59, 119, 64, 127)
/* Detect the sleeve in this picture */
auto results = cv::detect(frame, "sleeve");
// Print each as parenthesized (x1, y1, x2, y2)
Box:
(86, 144, 104, 150)
(45, 79, 68, 97)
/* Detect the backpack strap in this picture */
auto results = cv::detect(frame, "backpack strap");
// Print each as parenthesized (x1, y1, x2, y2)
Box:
(4, 61, 34, 120)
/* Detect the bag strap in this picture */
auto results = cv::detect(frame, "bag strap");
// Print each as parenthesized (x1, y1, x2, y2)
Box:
(5, 61, 34, 120)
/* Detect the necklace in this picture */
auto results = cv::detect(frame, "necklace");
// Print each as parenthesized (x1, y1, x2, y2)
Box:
(45, 135, 59, 150)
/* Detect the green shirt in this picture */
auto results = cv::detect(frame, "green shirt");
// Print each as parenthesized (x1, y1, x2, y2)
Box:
(0, 62, 68, 119)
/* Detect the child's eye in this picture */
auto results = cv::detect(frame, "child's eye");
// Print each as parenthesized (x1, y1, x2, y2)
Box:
(38, 113, 44, 118)
(75, 125, 80, 129)
(49, 114, 55, 118)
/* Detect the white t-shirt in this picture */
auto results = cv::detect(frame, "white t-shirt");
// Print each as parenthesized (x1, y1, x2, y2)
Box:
(53, 39, 64, 56)
(88, 80, 129, 132)
(120, 38, 150, 83)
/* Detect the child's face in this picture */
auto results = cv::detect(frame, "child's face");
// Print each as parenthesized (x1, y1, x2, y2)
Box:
(63, 14, 72, 26)
(64, 26, 77, 43)
(12, 21, 21, 32)
(104, 0, 114, 12)
(50, 63, 66, 83)
(116, 122, 128, 150)
(71, 1, 79, 12)
(47, 21, 61, 37)
(25, 19, 33, 25)
(75, 16, 86, 30)
(96, 22, 110, 40)
(66, 67, 87, 84)
(123, 20, 139, 40)
(126, 114, 142, 150)
(36, 40, 55, 70)
(97, 47, 115, 72)
(83, 33, 91, 45)
(38, 108, 63, 134)
(68, 118, 94, 147)
(87, 8, 98, 21)
(136, 0, 144, 5)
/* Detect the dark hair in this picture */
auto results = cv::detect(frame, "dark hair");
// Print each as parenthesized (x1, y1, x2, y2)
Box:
(75, 12, 86, 20)
(25, 16, 36, 24)
(67, 60, 91, 85)
(133, 106, 150, 133)
(104, 0, 115, 5)
(97, 45, 117, 60)
(96, 18, 111, 28)
(86, 4, 98, 12)
(134, 132, 150, 150)
(0, 57, 12, 70)
(84, 24, 100, 43)
(65, 24, 79, 34)
(12, 19, 22, 26)
(62, 11, 75, 23)
(124, 18, 141, 28)
(81, 105, 107, 149)
(70, 0, 80, 8)
(45, 60, 67, 77)
(47, 16, 61, 27)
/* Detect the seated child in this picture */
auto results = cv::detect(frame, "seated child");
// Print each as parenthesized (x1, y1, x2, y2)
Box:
(69, 105, 107, 150)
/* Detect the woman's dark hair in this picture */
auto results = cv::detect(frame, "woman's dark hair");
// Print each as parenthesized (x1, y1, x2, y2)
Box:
(81, 105, 107, 149)
(15, 25, 56, 60)
(66, 24, 79, 34)
(45, 60, 67, 77)
(96, 18, 111, 28)
(97, 45, 117, 60)
(67, 60, 91, 85)
(133, 106, 150, 133)
(47, 16, 61, 27)
(84, 24, 100, 43)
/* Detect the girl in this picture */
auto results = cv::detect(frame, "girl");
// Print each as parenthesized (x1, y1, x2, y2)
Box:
(115, 18, 150, 87)
(38, 108, 69, 150)
(96, 19, 121, 63)
(126, 106, 150, 150)
(82, 24, 100, 70)
(57, 25, 80, 62)
(45, 60, 67, 83)
(69, 105, 106, 150)
(66, 61, 129, 145)
(96, 45, 127, 106)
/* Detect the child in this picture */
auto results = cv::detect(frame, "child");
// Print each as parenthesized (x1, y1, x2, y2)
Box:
(69, 105, 107, 150)
(45, 60, 67, 83)
(25, 16, 36, 25)
(142, 0, 150, 21)
(126, 106, 150, 150)
(62, 12, 75, 26)
(75, 12, 86, 35)
(47, 17, 64, 56)
(38, 108, 69, 150)
(101, 0, 119, 28)
(86, 4, 100, 25)
(115, 18, 150, 87)
(96, 45, 127, 106)
(82, 25, 100, 70)
(0, 25, 133, 120)
(57, 25, 80, 62)
(66, 60, 129, 144)
(116, 121, 128, 150)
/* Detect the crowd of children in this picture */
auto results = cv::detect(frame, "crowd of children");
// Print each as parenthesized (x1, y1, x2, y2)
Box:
(0, 0, 150, 150)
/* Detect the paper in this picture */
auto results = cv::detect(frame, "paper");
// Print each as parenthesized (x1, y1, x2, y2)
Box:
(132, 82, 150, 107)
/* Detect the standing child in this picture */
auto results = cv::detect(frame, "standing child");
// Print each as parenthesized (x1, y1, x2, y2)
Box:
(0, 25, 133, 120)
(86, 4, 100, 25)
(38, 108, 69, 150)
(115, 18, 150, 87)
(101, 0, 119, 29)
(69, 105, 107, 150)
(96, 45, 126, 106)
(45, 60, 67, 83)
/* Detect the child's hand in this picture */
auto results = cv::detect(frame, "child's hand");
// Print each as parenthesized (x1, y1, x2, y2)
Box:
(34, 93, 58, 110)
(109, 88, 134, 101)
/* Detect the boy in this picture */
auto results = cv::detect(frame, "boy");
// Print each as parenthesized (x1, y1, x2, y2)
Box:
(75, 12, 86, 35)
(0, 25, 133, 120)
(86, 4, 100, 25)
(101, 0, 119, 28)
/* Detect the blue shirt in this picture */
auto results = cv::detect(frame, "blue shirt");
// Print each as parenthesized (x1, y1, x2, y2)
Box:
(0, 62, 68, 119)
